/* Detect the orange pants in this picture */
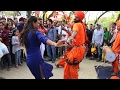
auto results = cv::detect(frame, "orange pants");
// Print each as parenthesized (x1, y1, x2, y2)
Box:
(63, 46, 85, 79)
(57, 49, 71, 67)
(58, 58, 65, 67)
(112, 56, 119, 74)
(64, 63, 80, 79)
(58, 58, 80, 69)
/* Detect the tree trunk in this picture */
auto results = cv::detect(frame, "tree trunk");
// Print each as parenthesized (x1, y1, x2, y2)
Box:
(116, 13, 120, 22)
(17, 11, 21, 16)
(47, 11, 55, 19)
(26, 11, 32, 18)
(94, 11, 109, 24)
(42, 11, 47, 23)
(86, 11, 92, 24)
(68, 11, 74, 18)
(84, 18, 86, 24)
(61, 11, 67, 21)
(14, 11, 21, 16)
(84, 11, 88, 15)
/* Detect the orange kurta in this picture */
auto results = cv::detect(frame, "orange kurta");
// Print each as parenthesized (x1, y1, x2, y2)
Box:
(111, 31, 120, 74)
(64, 22, 87, 79)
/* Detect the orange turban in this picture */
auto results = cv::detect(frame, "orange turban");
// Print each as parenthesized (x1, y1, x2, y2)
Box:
(116, 20, 120, 27)
(74, 11, 85, 21)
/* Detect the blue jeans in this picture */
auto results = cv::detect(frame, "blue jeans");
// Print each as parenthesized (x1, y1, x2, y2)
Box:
(46, 45, 56, 61)
(1, 46, 12, 67)
(97, 44, 102, 60)
(15, 49, 22, 65)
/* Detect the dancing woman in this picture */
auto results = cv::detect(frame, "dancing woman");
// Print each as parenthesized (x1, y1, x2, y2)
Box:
(19, 16, 66, 79)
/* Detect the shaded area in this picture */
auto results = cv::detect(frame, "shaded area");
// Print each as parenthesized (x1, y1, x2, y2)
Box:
(94, 66, 120, 79)
(0, 77, 5, 79)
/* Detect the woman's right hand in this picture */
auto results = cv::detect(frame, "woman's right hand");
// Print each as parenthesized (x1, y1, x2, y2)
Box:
(66, 37, 76, 45)
(55, 40, 67, 47)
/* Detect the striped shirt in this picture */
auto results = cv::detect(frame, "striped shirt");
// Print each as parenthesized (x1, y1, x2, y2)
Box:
(8, 28, 15, 45)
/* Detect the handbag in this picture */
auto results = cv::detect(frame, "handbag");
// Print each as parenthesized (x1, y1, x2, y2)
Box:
(0, 41, 9, 57)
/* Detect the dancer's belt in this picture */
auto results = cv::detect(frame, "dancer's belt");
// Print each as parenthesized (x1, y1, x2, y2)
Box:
(65, 44, 85, 66)
(66, 59, 80, 66)
(73, 44, 85, 48)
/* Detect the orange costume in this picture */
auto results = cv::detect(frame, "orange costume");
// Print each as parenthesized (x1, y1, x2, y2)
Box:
(64, 11, 88, 79)
(110, 76, 120, 79)
(111, 21, 120, 74)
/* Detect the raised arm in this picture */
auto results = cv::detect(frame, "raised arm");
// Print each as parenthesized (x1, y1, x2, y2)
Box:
(36, 30, 66, 47)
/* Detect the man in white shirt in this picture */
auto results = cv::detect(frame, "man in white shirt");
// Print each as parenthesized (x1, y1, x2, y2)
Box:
(56, 23, 67, 57)
(91, 24, 104, 62)
(109, 22, 118, 46)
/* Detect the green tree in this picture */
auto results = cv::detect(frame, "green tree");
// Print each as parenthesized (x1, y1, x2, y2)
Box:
(87, 14, 117, 31)
(115, 11, 120, 21)
(4, 11, 14, 16)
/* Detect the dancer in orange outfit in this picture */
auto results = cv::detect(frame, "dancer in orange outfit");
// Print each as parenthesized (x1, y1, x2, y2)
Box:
(111, 20, 120, 75)
(63, 11, 88, 79)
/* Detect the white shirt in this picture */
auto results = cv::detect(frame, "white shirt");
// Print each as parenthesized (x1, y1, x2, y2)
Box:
(110, 27, 118, 43)
(57, 26, 67, 40)
(12, 36, 23, 54)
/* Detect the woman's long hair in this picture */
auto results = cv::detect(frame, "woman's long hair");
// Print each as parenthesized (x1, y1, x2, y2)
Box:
(4, 21, 13, 30)
(19, 16, 38, 47)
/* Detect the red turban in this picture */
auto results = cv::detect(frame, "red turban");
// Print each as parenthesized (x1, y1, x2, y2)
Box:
(117, 20, 120, 27)
(74, 11, 85, 21)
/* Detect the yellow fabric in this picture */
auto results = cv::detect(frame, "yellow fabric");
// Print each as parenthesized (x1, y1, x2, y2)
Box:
(101, 52, 106, 62)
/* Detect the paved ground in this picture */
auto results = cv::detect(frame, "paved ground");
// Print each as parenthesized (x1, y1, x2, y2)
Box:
(0, 57, 114, 79)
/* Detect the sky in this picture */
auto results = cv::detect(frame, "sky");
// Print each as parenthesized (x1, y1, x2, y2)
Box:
(85, 11, 115, 22)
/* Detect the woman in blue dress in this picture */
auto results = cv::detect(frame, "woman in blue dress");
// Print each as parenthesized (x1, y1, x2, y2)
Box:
(19, 16, 66, 79)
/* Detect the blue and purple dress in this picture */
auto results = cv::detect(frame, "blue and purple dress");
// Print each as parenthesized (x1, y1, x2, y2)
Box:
(26, 30, 53, 79)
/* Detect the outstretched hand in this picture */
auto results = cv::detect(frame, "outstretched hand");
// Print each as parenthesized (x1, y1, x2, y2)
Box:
(55, 40, 67, 47)
(66, 37, 76, 45)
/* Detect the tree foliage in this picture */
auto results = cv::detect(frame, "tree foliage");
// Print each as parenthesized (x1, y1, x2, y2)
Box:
(87, 11, 120, 30)
(2, 11, 120, 29)
(4, 11, 14, 16)
(94, 11, 109, 24)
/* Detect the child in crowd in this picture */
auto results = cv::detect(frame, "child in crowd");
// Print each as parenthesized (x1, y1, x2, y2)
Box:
(12, 29, 23, 68)
(101, 41, 108, 62)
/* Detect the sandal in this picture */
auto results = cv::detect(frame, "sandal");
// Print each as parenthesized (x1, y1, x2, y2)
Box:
(55, 63, 59, 67)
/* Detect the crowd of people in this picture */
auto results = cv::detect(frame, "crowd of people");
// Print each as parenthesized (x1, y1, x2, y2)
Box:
(0, 17, 27, 71)
(0, 11, 120, 79)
